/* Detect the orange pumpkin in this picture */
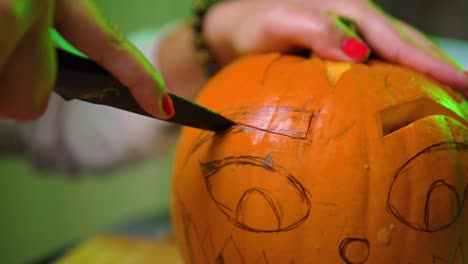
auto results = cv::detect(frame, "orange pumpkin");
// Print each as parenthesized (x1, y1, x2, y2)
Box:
(170, 53, 467, 263)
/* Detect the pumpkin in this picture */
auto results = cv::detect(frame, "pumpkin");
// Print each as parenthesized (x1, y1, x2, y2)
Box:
(170, 53, 467, 263)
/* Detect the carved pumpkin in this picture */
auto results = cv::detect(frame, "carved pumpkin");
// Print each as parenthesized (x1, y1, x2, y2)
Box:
(170, 53, 467, 263)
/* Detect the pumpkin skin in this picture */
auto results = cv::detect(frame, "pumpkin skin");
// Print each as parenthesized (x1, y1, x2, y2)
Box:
(170, 53, 467, 263)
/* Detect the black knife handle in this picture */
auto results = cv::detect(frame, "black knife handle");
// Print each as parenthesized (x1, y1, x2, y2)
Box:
(54, 48, 236, 131)
(55, 48, 153, 116)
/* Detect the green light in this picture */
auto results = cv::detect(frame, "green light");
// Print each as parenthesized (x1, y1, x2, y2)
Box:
(328, 12, 360, 40)
(426, 83, 468, 121)
(50, 29, 87, 58)
(14, 0, 29, 15)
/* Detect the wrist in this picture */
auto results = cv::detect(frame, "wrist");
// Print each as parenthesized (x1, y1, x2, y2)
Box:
(202, 1, 238, 66)
(156, 23, 208, 100)
(192, 0, 239, 76)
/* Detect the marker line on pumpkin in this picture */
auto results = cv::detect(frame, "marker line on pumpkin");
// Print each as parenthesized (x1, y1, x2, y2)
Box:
(339, 238, 370, 264)
(217, 237, 245, 264)
(200, 155, 311, 233)
(386, 141, 467, 232)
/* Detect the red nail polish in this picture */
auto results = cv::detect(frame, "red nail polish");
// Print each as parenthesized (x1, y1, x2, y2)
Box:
(341, 38, 370, 61)
(162, 94, 174, 117)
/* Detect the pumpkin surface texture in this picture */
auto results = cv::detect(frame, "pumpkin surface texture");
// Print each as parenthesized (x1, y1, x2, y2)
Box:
(170, 53, 468, 264)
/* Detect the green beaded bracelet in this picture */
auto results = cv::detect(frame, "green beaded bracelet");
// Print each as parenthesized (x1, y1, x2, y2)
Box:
(191, 0, 224, 77)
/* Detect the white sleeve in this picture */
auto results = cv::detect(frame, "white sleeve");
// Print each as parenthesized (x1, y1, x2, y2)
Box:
(18, 20, 183, 174)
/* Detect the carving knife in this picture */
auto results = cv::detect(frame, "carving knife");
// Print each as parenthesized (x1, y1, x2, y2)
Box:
(54, 48, 236, 132)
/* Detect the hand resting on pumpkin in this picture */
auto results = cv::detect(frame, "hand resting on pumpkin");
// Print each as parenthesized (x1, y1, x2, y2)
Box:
(0, 0, 173, 122)
(159, 0, 468, 100)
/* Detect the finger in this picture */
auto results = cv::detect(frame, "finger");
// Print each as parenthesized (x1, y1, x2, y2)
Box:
(0, 0, 55, 121)
(54, 0, 174, 119)
(0, 0, 41, 70)
(238, 5, 370, 62)
(295, 0, 468, 96)
(349, 8, 468, 93)
(327, 13, 371, 62)
(394, 20, 465, 71)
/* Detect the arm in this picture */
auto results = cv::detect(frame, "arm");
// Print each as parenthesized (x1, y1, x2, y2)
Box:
(155, 22, 208, 100)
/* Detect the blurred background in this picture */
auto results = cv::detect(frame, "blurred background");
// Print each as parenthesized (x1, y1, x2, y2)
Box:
(377, 0, 468, 40)
(0, 0, 466, 263)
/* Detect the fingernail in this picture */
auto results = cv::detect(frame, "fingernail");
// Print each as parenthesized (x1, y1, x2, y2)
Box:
(162, 93, 175, 117)
(464, 71, 468, 76)
(341, 38, 370, 61)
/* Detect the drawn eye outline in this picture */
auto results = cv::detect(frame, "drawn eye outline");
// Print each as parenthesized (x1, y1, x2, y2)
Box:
(386, 141, 467, 232)
(200, 155, 312, 233)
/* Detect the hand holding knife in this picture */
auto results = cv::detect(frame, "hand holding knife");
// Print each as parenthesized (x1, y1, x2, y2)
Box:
(54, 48, 237, 132)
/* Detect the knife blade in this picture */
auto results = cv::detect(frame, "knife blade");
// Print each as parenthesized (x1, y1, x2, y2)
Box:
(54, 48, 237, 132)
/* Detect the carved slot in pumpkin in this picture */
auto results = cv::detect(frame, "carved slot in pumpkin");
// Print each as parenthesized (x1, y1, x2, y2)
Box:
(222, 106, 314, 139)
(379, 97, 467, 136)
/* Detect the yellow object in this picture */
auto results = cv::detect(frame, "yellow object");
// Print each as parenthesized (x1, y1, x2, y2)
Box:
(57, 235, 183, 264)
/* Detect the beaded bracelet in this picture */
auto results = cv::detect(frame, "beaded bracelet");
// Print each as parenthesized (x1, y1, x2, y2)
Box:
(191, 0, 224, 77)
